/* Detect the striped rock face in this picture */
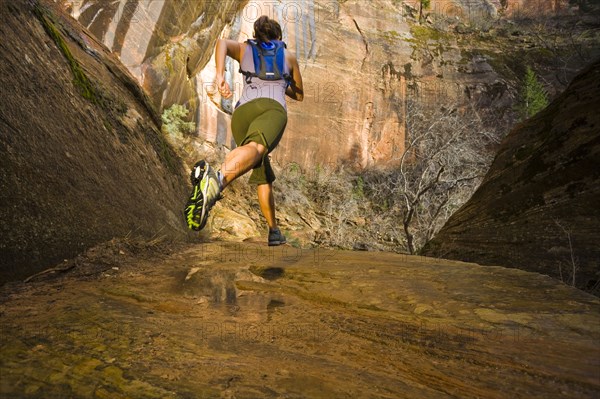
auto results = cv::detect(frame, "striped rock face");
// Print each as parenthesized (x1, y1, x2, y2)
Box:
(61, 0, 592, 171)
(57, 0, 456, 170)
(62, 0, 417, 170)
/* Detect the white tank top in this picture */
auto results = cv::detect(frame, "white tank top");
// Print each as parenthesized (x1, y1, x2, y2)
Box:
(237, 43, 289, 110)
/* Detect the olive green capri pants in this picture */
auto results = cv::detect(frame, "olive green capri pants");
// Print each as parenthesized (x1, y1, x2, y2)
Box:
(231, 98, 288, 185)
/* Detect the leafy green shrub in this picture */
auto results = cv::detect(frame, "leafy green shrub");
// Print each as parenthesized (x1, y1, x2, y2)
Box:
(353, 176, 365, 200)
(161, 104, 196, 138)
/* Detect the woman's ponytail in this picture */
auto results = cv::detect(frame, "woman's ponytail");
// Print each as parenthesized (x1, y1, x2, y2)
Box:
(253, 16, 282, 44)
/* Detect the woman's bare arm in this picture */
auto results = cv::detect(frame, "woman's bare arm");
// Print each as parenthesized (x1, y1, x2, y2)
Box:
(215, 39, 241, 99)
(285, 51, 304, 101)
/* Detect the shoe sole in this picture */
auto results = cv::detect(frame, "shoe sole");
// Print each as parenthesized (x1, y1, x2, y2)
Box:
(185, 161, 211, 231)
(268, 239, 287, 246)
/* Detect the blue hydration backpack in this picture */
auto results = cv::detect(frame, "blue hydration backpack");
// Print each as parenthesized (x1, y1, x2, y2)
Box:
(240, 40, 292, 85)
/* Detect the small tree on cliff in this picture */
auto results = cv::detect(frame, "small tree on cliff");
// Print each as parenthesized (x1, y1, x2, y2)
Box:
(419, 0, 431, 23)
(517, 67, 549, 120)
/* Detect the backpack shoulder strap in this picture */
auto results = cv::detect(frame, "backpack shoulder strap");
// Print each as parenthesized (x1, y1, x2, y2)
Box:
(272, 40, 293, 86)
(239, 40, 259, 83)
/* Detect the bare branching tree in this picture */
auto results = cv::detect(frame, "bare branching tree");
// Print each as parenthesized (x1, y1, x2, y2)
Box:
(365, 100, 500, 254)
(553, 218, 579, 286)
(527, 16, 596, 86)
(273, 101, 503, 254)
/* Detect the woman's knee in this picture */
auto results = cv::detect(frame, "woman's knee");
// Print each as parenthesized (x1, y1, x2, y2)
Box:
(245, 141, 267, 157)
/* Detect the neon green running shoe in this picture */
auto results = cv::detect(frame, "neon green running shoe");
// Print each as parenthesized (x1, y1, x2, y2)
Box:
(184, 160, 222, 231)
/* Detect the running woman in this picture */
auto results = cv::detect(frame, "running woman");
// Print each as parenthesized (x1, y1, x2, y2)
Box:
(185, 15, 304, 246)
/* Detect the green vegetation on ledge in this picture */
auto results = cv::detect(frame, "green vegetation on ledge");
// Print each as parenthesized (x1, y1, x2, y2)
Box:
(34, 4, 97, 102)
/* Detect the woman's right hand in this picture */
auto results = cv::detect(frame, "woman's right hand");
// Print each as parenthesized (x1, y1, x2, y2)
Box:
(216, 75, 232, 99)
(215, 39, 241, 100)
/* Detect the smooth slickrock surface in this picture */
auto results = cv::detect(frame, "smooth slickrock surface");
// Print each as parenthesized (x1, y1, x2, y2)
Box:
(1, 242, 598, 398)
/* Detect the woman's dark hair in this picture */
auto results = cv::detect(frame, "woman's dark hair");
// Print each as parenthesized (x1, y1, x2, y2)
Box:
(253, 16, 282, 43)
